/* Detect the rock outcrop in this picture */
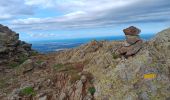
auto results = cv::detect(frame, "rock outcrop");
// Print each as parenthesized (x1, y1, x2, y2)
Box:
(0, 24, 36, 65)
(118, 26, 143, 57)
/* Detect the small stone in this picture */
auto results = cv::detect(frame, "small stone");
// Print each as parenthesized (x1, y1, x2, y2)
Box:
(81, 75, 87, 83)
(59, 93, 67, 100)
(40, 62, 47, 68)
(38, 93, 47, 100)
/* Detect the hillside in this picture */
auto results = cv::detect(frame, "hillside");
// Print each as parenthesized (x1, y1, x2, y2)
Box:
(0, 25, 170, 100)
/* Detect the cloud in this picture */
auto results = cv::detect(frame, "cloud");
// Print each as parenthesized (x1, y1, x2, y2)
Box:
(0, 0, 34, 20)
(1, 0, 170, 31)
(24, 0, 58, 8)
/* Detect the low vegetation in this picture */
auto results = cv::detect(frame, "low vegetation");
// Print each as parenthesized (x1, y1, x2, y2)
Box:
(18, 55, 29, 64)
(0, 78, 8, 89)
(88, 87, 96, 95)
(112, 52, 119, 59)
(8, 54, 29, 68)
(20, 87, 36, 96)
(8, 62, 20, 68)
(30, 51, 39, 56)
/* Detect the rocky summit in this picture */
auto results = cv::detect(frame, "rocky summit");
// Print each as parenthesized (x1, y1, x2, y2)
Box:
(0, 24, 36, 67)
(0, 25, 170, 100)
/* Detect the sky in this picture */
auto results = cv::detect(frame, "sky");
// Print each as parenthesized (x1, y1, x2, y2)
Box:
(0, 0, 170, 41)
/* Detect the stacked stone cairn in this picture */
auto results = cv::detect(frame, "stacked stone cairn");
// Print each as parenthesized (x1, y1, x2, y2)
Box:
(118, 26, 143, 57)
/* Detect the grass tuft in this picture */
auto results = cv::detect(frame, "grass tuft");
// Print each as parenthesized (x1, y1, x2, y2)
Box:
(88, 87, 96, 95)
(20, 87, 36, 96)
(112, 53, 119, 59)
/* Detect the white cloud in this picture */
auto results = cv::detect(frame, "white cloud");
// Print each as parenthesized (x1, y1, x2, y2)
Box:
(0, 0, 34, 20)
(0, 14, 12, 20)
(1, 0, 170, 31)
(24, 0, 57, 8)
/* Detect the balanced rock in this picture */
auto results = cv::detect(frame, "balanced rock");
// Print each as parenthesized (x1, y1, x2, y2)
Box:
(123, 26, 141, 35)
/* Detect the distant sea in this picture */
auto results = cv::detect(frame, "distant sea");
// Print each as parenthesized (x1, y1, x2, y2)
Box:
(29, 34, 155, 53)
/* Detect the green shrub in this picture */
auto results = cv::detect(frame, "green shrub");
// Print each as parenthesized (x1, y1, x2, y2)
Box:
(88, 87, 96, 95)
(20, 87, 36, 96)
(112, 53, 119, 59)
(30, 51, 38, 56)
(8, 62, 20, 68)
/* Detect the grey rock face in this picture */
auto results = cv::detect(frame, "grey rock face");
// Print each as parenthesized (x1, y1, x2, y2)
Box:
(0, 24, 35, 65)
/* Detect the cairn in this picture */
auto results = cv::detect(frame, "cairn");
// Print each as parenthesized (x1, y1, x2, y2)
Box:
(118, 26, 143, 57)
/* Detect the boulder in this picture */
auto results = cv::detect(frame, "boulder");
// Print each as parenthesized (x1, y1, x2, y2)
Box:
(19, 59, 35, 74)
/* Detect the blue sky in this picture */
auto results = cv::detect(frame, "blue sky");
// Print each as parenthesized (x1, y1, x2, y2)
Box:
(0, 0, 170, 41)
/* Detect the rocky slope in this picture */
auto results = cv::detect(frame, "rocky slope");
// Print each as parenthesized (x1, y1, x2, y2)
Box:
(0, 25, 170, 100)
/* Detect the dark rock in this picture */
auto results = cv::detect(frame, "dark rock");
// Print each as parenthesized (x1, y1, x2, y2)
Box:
(22, 43, 32, 50)
(123, 26, 141, 35)
(0, 47, 8, 53)
(0, 24, 35, 65)
(6, 40, 20, 47)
